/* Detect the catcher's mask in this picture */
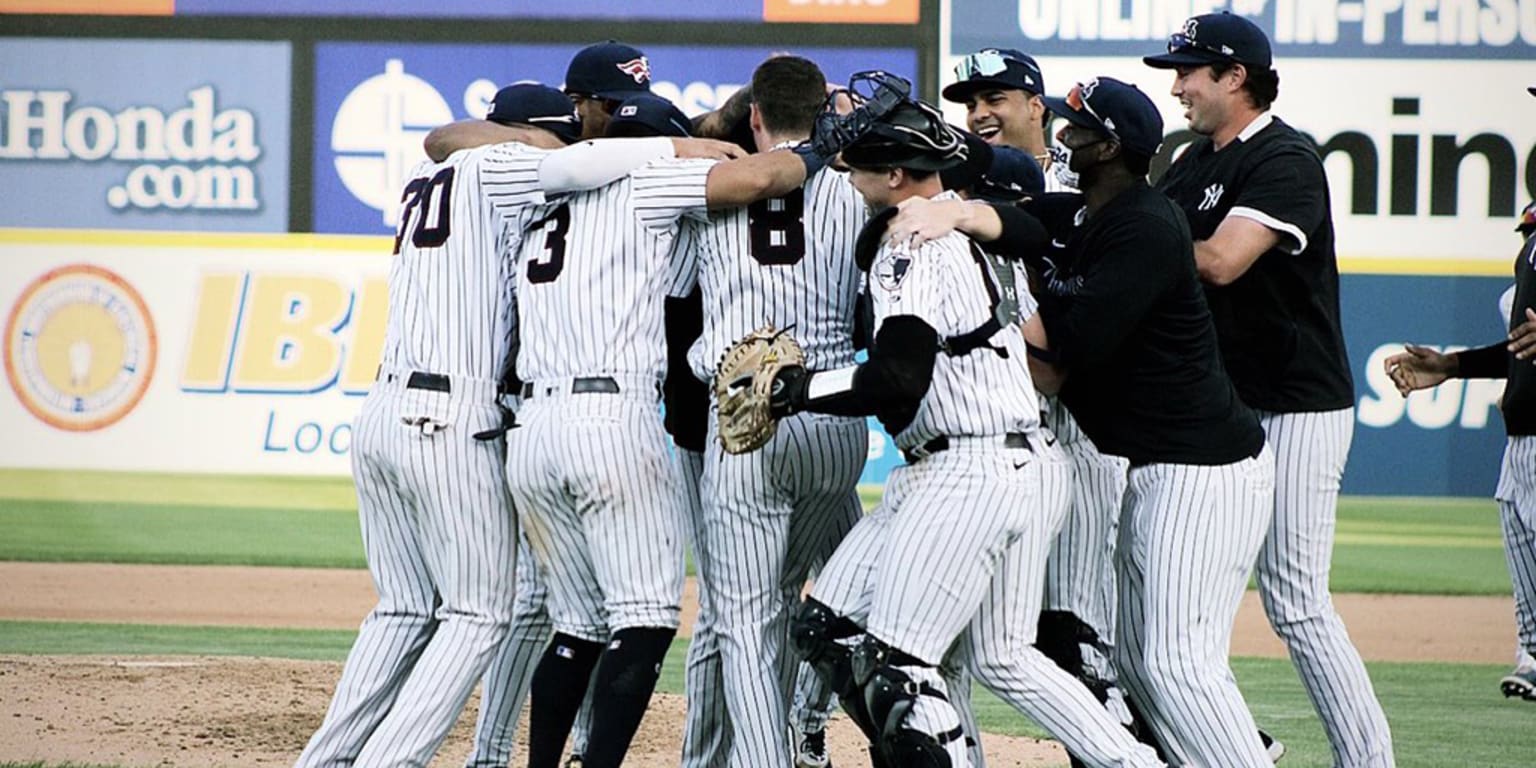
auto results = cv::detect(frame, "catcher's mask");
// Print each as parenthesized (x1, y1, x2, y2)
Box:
(840, 99, 969, 173)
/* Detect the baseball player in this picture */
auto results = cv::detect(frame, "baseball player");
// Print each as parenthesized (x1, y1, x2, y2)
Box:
(419, 91, 854, 767)
(564, 41, 654, 139)
(943, 52, 1134, 747)
(770, 95, 1161, 768)
(1144, 13, 1394, 765)
(295, 83, 656, 768)
(655, 55, 870, 768)
(463, 94, 694, 768)
(1385, 119, 1536, 704)
(893, 77, 1279, 765)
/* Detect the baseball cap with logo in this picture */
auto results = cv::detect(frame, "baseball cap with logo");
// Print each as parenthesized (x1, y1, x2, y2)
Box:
(486, 83, 582, 144)
(941, 48, 1046, 103)
(606, 94, 692, 138)
(1143, 12, 1273, 70)
(1516, 200, 1536, 236)
(565, 41, 653, 100)
(1041, 77, 1165, 158)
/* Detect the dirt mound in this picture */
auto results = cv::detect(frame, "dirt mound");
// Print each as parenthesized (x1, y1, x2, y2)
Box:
(0, 655, 1066, 767)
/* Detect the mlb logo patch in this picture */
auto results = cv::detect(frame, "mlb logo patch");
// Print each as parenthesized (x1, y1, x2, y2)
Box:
(619, 105, 639, 117)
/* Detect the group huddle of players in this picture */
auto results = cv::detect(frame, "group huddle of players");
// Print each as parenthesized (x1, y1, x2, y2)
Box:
(288, 9, 1536, 768)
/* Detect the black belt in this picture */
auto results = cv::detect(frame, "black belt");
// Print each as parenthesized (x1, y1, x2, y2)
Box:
(377, 369, 512, 395)
(520, 376, 621, 399)
(902, 432, 1031, 464)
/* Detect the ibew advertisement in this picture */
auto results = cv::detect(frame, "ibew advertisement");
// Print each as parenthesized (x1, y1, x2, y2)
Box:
(0, 230, 383, 476)
(0, 38, 291, 232)
(312, 42, 919, 235)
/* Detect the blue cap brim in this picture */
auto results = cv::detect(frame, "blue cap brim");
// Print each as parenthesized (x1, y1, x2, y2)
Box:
(1143, 50, 1226, 69)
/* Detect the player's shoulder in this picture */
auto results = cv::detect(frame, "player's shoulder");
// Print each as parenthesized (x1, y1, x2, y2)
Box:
(1238, 117, 1322, 167)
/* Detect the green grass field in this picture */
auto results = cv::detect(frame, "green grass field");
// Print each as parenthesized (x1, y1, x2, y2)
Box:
(0, 468, 1511, 594)
(1, 467, 1529, 767)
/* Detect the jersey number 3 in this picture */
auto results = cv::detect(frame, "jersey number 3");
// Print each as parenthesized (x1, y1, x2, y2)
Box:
(748, 190, 805, 265)
(528, 203, 571, 284)
(393, 167, 455, 254)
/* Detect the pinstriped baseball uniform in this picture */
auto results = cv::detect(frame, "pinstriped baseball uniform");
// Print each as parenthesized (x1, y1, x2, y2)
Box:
(1496, 283, 1536, 677)
(507, 164, 703, 642)
(810, 208, 1161, 766)
(466, 533, 594, 767)
(296, 142, 551, 768)
(1157, 111, 1392, 765)
(653, 159, 868, 768)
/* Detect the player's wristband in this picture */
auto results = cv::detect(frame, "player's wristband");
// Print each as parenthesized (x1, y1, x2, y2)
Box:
(793, 142, 829, 177)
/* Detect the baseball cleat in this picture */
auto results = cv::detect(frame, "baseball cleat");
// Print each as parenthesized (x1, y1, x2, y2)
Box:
(1500, 665, 1536, 700)
(796, 729, 831, 768)
(564, 755, 583, 768)
(1259, 729, 1286, 762)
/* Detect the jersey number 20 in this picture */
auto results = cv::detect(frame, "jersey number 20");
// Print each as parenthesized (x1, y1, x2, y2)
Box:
(528, 204, 571, 284)
(748, 190, 805, 265)
(393, 167, 455, 254)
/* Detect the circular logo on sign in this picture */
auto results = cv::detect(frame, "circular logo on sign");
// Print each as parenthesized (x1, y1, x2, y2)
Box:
(5, 264, 157, 432)
(332, 58, 453, 226)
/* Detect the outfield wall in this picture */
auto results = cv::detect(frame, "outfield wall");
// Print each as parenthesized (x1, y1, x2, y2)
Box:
(0, 229, 1516, 496)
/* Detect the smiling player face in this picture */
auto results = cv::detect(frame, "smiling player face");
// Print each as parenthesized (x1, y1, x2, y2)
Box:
(964, 88, 1044, 151)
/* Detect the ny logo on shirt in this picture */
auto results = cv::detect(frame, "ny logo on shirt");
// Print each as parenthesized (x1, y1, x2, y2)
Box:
(1198, 182, 1225, 211)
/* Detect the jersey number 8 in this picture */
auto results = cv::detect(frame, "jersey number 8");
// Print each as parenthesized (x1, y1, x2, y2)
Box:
(393, 167, 455, 254)
(748, 190, 806, 266)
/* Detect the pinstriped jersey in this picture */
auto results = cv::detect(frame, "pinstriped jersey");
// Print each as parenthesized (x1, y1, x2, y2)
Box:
(676, 164, 868, 383)
(379, 141, 550, 385)
(870, 192, 1040, 449)
(513, 159, 711, 382)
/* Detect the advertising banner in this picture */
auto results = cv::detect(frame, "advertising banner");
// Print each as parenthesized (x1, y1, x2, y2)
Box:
(0, 229, 902, 480)
(939, 1, 1535, 497)
(312, 42, 919, 235)
(174, 0, 918, 22)
(2, 227, 1513, 494)
(0, 38, 291, 232)
(1, 230, 383, 476)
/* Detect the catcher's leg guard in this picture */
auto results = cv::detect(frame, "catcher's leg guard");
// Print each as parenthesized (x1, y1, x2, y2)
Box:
(791, 600, 887, 748)
(851, 637, 966, 768)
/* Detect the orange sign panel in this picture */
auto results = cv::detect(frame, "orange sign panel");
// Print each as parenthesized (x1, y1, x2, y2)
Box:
(0, 0, 173, 14)
(763, 0, 918, 24)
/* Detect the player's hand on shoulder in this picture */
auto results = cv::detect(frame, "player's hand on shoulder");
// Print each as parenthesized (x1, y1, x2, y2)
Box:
(1382, 343, 1455, 397)
(887, 196, 971, 250)
(673, 137, 747, 161)
(1509, 307, 1536, 360)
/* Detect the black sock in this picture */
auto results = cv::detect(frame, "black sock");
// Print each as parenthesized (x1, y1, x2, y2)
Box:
(527, 633, 604, 768)
(580, 626, 677, 768)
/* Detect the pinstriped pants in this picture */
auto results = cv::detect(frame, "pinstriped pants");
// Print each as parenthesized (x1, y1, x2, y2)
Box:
(297, 382, 517, 768)
(1496, 435, 1536, 661)
(697, 411, 865, 768)
(1114, 446, 1275, 768)
(814, 437, 1162, 767)
(1253, 408, 1393, 767)
(506, 389, 686, 639)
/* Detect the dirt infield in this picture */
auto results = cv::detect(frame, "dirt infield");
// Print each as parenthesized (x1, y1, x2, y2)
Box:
(0, 562, 1518, 766)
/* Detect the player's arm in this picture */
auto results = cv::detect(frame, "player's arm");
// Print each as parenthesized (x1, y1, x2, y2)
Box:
(693, 84, 753, 138)
(1020, 312, 1065, 395)
(1196, 150, 1324, 286)
(885, 198, 1050, 266)
(771, 314, 939, 418)
(703, 149, 816, 209)
(425, 119, 565, 161)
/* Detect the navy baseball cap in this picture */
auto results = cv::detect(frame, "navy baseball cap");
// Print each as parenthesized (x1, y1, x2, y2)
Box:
(941, 132, 1044, 202)
(942, 49, 1045, 102)
(606, 94, 692, 138)
(486, 83, 582, 144)
(1144, 12, 1273, 70)
(975, 145, 1045, 201)
(1042, 77, 1164, 158)
(1529, 85, 1536, 97)
(1517, 200, 1536, 235)
(565, 41, 652, 100)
